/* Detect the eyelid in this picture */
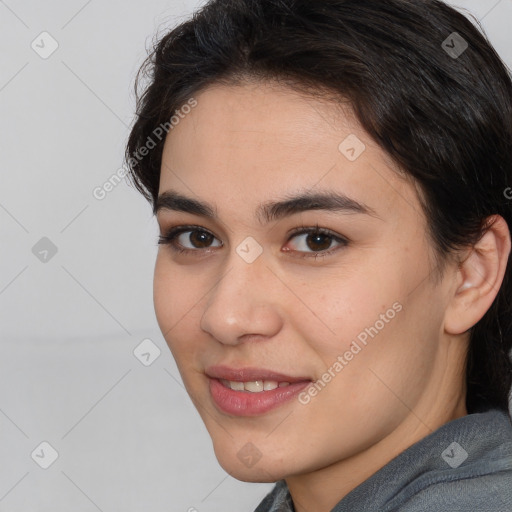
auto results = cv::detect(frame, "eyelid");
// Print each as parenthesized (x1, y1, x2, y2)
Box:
(283, 225, 348, 258)
(157, 224, 222, 253)
(286, 224, 347, 242)
(157, 224, 348, 258)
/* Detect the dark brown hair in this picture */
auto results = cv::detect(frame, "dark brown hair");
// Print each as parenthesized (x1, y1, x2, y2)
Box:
(126, 0, 512, 413)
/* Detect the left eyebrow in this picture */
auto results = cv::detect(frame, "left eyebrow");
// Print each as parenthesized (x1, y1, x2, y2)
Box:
(155, 189, 380, 224)
(257, 190, 380, 223)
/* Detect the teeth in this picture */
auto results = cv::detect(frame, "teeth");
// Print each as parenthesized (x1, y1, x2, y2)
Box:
(230, 381, 245, 391)
(220, 379, 291, 392)
(263, 380, 279, 391)
(244, 380, 263, 392)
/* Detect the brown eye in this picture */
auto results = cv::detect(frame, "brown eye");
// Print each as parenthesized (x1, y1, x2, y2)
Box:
(284, 226, 349, 259)
(157, 226, 222, 252)
(187, 230, 215, 248)
(286, 228, 347, 255)
(304, 232, 333, 252)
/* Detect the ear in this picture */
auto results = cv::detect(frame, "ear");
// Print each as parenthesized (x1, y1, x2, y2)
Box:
(444, 215, 511, 335)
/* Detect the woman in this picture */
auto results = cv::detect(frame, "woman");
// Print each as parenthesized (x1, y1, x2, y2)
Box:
(125, 1, 512, 510)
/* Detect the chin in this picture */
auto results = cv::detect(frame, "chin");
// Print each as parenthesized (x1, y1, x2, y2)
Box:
(214, 449, 289, 483)
(222, 463, 286, 483)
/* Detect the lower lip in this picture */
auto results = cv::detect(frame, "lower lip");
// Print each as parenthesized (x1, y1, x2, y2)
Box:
(208, 378, 311, 416)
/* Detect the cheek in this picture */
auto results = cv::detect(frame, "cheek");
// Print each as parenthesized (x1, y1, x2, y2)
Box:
(313, 267, 443, 416)
(300, 249, 439, 384)
(153, 257, 213, 399)
(153, 256, 175, 332)
(153, 255, 197, 326)
(297, 271, 400, 359)
(153, 256, 203, 354)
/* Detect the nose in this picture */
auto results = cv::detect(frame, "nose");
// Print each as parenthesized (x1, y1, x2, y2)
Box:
(200, 250, 283, 345)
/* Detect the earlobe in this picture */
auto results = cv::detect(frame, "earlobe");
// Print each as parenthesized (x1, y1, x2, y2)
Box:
(444, 215, 511, 336)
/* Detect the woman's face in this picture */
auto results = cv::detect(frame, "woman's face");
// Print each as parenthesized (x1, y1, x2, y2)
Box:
(153, 81, 465, 482)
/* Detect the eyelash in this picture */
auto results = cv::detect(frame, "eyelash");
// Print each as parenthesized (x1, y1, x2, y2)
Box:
(157, 224, 349, 260)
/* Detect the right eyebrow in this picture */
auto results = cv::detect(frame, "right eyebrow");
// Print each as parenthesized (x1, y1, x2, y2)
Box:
(155, 188, 380, 223)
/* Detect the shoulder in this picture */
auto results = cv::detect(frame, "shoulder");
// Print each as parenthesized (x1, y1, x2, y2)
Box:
(393, 470, 512, 511)
(384, 409, 512, 512)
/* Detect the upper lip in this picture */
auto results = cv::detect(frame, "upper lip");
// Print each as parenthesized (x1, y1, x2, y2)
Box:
(205, 365, 311, 383)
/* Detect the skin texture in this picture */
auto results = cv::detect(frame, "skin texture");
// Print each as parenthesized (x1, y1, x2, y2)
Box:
(153, 81, 511, 512)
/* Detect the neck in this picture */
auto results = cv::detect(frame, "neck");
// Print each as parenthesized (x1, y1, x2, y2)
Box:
(286, 386, 467, 512)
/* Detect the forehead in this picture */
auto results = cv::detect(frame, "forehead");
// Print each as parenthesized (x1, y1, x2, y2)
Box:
(159, 81, 421, 227)
(168, 81, 359, 155)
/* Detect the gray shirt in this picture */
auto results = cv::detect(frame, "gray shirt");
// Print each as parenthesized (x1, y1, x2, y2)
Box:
(253, 408, 512, 512)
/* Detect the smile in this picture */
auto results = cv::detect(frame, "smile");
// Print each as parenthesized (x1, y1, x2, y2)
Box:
(219, 379, 291, 392)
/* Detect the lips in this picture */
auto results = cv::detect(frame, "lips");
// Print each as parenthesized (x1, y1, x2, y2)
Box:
(205, 365, 313, 416)
(205, 365, 311, 383)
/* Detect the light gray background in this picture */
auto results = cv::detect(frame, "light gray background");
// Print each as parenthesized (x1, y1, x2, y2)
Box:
(0, 1, 511, 511)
